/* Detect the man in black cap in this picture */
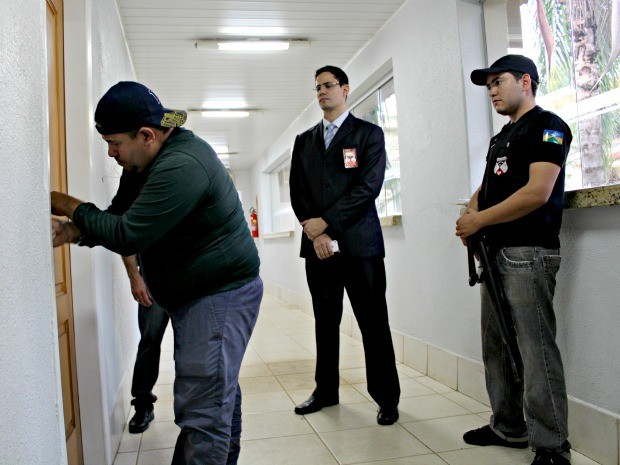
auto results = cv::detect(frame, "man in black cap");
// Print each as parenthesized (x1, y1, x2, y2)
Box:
(456, 55, 572, 465)
(51, 81, 262, 465)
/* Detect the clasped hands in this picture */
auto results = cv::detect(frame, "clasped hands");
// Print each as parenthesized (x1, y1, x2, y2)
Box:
(301, 217, 334, 260)
(455, 207, 482, 245)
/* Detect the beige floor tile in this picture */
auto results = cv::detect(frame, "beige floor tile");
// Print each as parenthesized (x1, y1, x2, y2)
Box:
(239, 362, 271, 378)
(276, 371, 317, 391)
(151, 400, 174, 423)
(139, 421, 179, 450)
(401, 414, 487, 452)
(351, 382, 374, 402)
(156, 370, 175, 385)
(303, 402, 380, 432)
(572, 450, 607, 464)
(399, 377, 437, 398)
(339, 354, 367, 369)
(257, 349, 315, 364)
(442, 391, 490, 414)
(136, 448, 174, 465)
(267, 359, 315, 375)
(250, 338, 301, 352)
(151, 383, 174, 402)
(397, 394, 471, 422)
(238, 375, 284, 394)
(242, 411, 314, 440)
(287, 388, 316, 406)
(113, 452, 137, 465)
(337, 384, 371, 404)
(355, 455, 449, 465)
(320, 425, 431, 464)
(340, 367, 368, 384)
(152, 400, 175, 423)
(439, 446, 532, 465)
(339, 343, 365, 357)
(118, 428, 142, 453)
(417, 376, 456, 394)
(396, 363, 425, 378)
(240, 350, 263, 365)
(241, 390, 295, 414)
(238, 434, 339, 465)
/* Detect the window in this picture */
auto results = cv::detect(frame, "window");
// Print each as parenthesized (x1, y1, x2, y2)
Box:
(351, 77, 402, 216)
(501, 0, 620, 190)
(268, 157, 295, 233)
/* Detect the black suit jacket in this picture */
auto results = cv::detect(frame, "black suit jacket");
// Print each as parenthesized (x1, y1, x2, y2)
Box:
(290, 113, 386, 259)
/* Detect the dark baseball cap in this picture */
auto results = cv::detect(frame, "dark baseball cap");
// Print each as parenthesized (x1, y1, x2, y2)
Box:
(94, 81, 187, 135)
(470, 54, 539, 86)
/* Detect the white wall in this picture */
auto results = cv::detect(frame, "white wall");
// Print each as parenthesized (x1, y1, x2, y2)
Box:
(0, 2, 67, 463)
(64, 0, 140, 463)
(558, 208, 620, 414)
(251, 0, 620, 424)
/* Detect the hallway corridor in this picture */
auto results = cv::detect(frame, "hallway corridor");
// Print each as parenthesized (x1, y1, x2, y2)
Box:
(113, 295, 599, 465)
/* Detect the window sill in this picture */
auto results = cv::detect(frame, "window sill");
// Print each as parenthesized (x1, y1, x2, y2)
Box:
(263, 231, 295, 240)
(564, 184, 620, 209)
(380, 215, 402, 227)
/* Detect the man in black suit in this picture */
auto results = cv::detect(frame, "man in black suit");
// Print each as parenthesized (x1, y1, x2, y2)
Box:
(289, 65, 400, 425)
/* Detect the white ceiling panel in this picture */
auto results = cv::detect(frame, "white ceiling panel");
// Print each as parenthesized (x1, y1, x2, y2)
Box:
(116, 0, 406, 169)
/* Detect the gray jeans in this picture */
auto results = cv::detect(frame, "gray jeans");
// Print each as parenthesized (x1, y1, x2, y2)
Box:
(170, 276, 263, 465)
(481, 246, 569, 450)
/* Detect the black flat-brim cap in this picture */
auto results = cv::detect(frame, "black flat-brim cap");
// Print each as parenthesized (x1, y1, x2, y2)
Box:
(95, 81, 187, 135)
(471, 54, 539, 86)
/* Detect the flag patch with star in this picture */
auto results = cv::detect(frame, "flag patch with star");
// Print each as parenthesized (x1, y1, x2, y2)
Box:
(542, 129, 564, 145)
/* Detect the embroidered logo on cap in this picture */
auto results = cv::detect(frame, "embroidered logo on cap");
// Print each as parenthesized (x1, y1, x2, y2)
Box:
(160, 110, 187, 128)
(543, 129, 564, 145)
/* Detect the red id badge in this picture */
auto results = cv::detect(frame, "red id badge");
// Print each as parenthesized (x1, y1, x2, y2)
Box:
(343, 148, 358, 168)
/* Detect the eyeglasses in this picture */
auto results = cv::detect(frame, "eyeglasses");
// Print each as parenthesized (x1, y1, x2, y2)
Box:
(314, 82, 341, 92)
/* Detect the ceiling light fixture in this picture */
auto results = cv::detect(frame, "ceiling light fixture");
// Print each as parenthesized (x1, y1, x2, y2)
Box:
(202, 100, 248, 109)
(211, 144, 229, 154)
(194, 38, 310, 52)
(218, 40, 289, 51)
(201, 110, 250, 118)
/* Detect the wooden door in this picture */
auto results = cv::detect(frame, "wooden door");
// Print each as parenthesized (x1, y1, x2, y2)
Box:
(47, 0, 83, 463)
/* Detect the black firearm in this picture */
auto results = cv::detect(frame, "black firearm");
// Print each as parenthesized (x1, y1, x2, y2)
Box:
(467, 234, 523, 382)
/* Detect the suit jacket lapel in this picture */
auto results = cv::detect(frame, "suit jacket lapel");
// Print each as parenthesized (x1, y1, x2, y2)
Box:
(311, 122, 325, 152)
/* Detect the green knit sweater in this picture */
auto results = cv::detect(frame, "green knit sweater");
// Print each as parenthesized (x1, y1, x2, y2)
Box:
(73, 128, 259, 310)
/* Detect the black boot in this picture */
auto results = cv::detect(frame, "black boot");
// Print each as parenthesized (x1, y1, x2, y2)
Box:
(128, 397, 156, 434)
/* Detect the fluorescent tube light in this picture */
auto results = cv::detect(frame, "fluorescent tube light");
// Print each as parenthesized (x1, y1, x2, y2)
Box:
(201, 110, 250, 118)
(202, 100, 248, 109)
(217, 40, 289, 51)
(211, 145, 229, 154)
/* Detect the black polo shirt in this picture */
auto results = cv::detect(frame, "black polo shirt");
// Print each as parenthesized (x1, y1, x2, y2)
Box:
(478, 106, 572, 250)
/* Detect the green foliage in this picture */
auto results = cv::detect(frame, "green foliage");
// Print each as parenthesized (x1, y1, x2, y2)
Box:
(523, 0, 620, 186)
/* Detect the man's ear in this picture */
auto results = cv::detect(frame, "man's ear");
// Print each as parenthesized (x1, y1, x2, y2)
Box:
(522, 73, 532, 92)
(139, 127, 157, 143)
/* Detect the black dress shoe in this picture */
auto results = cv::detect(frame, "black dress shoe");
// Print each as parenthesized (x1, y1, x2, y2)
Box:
(294, 396, 338, 415)
(128, 407, 154, 434)
(377, 406, 399, 425)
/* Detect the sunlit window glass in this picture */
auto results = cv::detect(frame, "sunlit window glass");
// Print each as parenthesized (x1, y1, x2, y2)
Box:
(505, 0, 620, 190)
(351, 78, 402, 216)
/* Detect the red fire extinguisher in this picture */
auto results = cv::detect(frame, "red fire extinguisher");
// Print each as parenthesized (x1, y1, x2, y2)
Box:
(249, 207, 259, 238)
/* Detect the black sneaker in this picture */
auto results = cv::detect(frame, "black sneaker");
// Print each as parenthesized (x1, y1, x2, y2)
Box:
(532, 448, 571, 465)
(463, 425, 528, 449)
(532, 441, 571, 465)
